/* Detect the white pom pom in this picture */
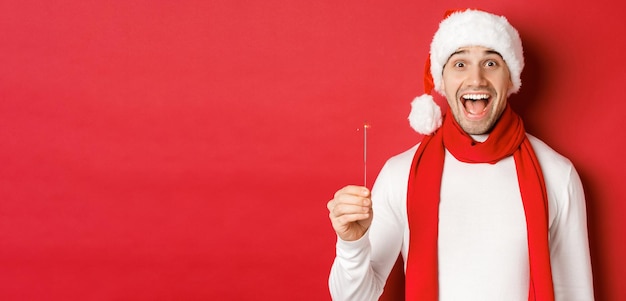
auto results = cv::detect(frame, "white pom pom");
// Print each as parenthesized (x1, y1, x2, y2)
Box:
(408, 94, 442, 135)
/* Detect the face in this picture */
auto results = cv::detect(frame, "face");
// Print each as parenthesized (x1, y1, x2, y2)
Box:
(441, 46, 513, 135)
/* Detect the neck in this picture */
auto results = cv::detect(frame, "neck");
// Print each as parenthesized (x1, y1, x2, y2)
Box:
(470, 134, 489, 142)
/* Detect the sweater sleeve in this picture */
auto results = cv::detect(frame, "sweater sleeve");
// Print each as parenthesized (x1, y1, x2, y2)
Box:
(548, 165, 595, 300)
(329, 157, 408, 301)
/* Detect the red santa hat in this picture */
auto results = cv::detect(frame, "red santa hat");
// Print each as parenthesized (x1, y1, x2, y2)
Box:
(408, 9, 525, 135)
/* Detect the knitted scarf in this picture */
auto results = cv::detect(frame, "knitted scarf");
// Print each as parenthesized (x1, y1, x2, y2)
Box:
(405, 105, 554, 300)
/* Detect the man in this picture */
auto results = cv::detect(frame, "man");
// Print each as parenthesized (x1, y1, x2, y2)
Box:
(326, 9, 594, 301)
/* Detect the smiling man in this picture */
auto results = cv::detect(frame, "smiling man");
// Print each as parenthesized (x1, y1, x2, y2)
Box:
(326, 9, 594, 301)
(443, 47, 511, 135)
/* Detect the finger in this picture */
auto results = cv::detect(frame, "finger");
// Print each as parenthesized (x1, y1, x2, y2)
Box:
(326, 199, 334, 211)
(333, 192, 372, 208)
(330, 202, 371, 218)
(335, 185, 370, 199)
(330, 212, 371, 227)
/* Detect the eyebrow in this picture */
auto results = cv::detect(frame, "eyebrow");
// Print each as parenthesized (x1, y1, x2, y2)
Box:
(449, 49, 504, 59)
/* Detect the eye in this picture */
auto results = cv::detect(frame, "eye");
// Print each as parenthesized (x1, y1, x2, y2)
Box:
(454, 61, 465, 68)
(484, 60, 498, 67)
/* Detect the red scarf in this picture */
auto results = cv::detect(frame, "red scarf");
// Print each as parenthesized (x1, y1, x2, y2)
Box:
(405, 105, 554, 300)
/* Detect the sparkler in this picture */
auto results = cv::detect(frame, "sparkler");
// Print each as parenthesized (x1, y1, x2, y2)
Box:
(356, 121, 371, 187)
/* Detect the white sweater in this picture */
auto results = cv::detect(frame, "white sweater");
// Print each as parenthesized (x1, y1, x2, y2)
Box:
(329, 135, 594, 301)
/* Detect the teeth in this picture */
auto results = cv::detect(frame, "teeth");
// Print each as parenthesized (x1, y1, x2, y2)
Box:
(462, 94, 489, 100)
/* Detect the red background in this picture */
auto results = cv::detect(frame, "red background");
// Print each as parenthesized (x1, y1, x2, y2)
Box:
(1, 0, 624, 300)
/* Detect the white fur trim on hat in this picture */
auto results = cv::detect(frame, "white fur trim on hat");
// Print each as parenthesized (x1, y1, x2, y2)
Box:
(408, 94, 442, 135)
(430, 10, 524, 96)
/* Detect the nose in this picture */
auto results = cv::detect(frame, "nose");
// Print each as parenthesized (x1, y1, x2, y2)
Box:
(467, 65, 487, 87)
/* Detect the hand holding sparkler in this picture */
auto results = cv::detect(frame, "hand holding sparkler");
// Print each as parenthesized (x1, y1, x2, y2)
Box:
(325, 121, 373, 242)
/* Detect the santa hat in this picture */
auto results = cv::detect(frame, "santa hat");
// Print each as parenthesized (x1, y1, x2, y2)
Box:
(408, 9, 525, 135)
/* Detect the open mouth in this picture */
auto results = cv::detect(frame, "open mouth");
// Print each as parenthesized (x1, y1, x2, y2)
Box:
(461, 93, 491, 119)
